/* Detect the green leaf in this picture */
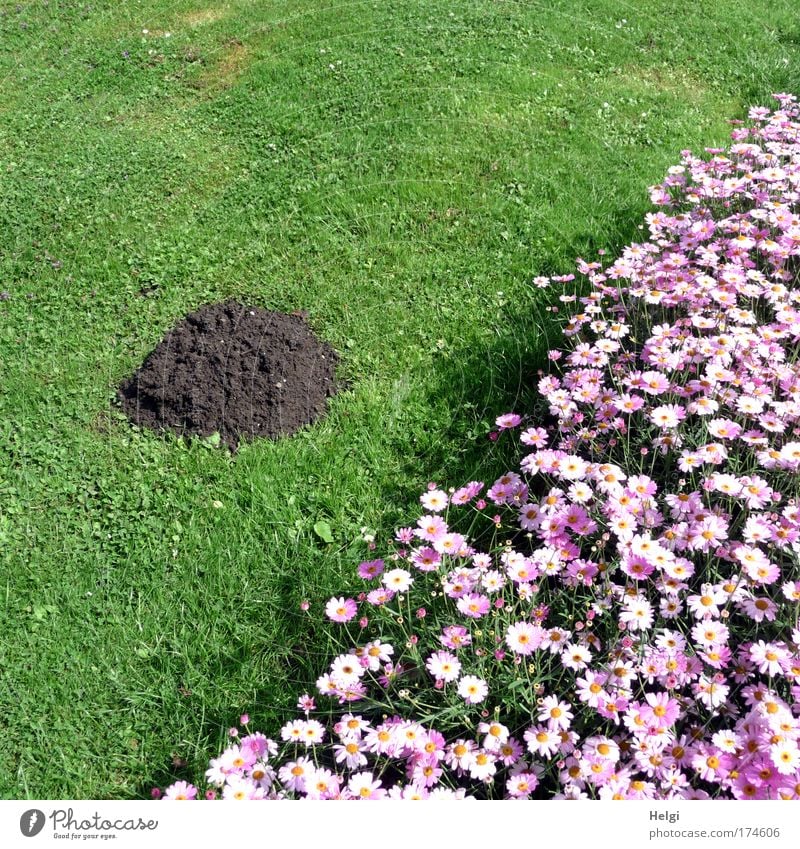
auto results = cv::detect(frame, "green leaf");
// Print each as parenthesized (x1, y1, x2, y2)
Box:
(313, 520, 334, 544)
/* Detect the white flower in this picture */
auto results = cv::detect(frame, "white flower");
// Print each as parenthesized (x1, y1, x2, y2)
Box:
(457, 675, 488, 704)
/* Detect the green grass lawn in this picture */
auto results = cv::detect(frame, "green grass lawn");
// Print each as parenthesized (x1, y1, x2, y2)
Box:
(2, 0, 799, 798)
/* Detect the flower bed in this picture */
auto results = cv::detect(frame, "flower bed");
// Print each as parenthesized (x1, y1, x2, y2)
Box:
(160, 94, 800, 800)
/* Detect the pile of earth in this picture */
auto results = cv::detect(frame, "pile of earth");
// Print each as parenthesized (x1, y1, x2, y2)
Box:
(118, 301, 339, 448)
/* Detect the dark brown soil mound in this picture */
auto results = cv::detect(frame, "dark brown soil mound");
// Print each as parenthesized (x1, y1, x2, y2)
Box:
(118, 301, 338, 448)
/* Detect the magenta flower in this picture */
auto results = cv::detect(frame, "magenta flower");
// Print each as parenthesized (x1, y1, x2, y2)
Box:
(456, 592, 490, 619)
(162, 781, 197, 800)
(325, 596, 358, 623)
(496, 413, 522, 430)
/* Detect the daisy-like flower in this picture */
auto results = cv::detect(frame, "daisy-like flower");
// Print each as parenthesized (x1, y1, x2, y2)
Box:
(506, 772, 539, 798)
(691, 748, 732, 783)
(543, 627, 572, 653)
(694, 675, 730, 709)
(567, 481, 594, 504)
(420, 488, 449, 512)
(222, 776, 261, 800)
(749, 641, 787, 676)
(333, 740, 368, 770)
(559, 454, 590, 480)
(358, 639, 394, 671)
(299, 720, 326, 746)
(524, 725, 561, 758)
(415, 514, 448, 542)
(639, 371, 671, 395)
(649, 404, 686, 429)
(506, 621, 544, 655)
(496, 412, 522, 429)
(445, 739, 477, 771)
(335, 714, 372, 739)
(620, 596, 654, 631)
(481, 569, 506, 593)
(576, 671, 609, 707)
(296, 694, 316, 713)
(278, 757, 313, 792)
(249, 761, 276, 789)
(583, 735, 620, 763)
(411, 755, 444, 789)
(357, 559, 384, 580)
(691, 619, 730, 648)
(347, 771, 386, 800)
(561, 642, 592, 671)
(435, 532, 467, 557)
(240, 732, 276, 762)
(457, 592, 491, 619)
(325, 596, 357, 623)
(382, 568, 413, 593)
(440, 625, 472, 650)
(739, 476, 773, 509)
(362, 724, 401, 757)
(478, 720, 510, 751)
(687, 515, 729, 551)
(410, 546, 441, 572)
(305, 767, 341, 800)
(686, 583, 726, 619)
(425, 651, 461, 683)
(163, 780, 197, 800)
(467, 750, 497, 781)
(330, 654, 366, 687)
(219, 744, 257, 773)
(642, 691, 681, 727)
(457, 675, 489, 704)
(366, 587, 394, 606)
(538, 696, 574, 731)
(711, 730, 740, 754)
(771, 740, 800, 775)
(497, 737, 524, 766)
(280, 719, 307, 744)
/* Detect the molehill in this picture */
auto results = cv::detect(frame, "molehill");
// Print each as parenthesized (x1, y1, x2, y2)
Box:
(118, 301, 338, 448)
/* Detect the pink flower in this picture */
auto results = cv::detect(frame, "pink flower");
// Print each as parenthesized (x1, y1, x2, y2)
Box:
(325, 596, 357, 622)
(496, 413, 522, 429)
(642, 691, 681, 727)
(163, 780, 197, 800)
(440, 625, 472, 650)
(297, 694, 316, 712)
(347, 771, 386, 799)
(456, 592, 491, 619)
(278, 757, 313, 792)
(425, 651, 461, 683)
(357, 559, 384, 580)
(505, 621, 543, 655)
(415, 514, 448, 542)
(507, 772, 539, 798)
